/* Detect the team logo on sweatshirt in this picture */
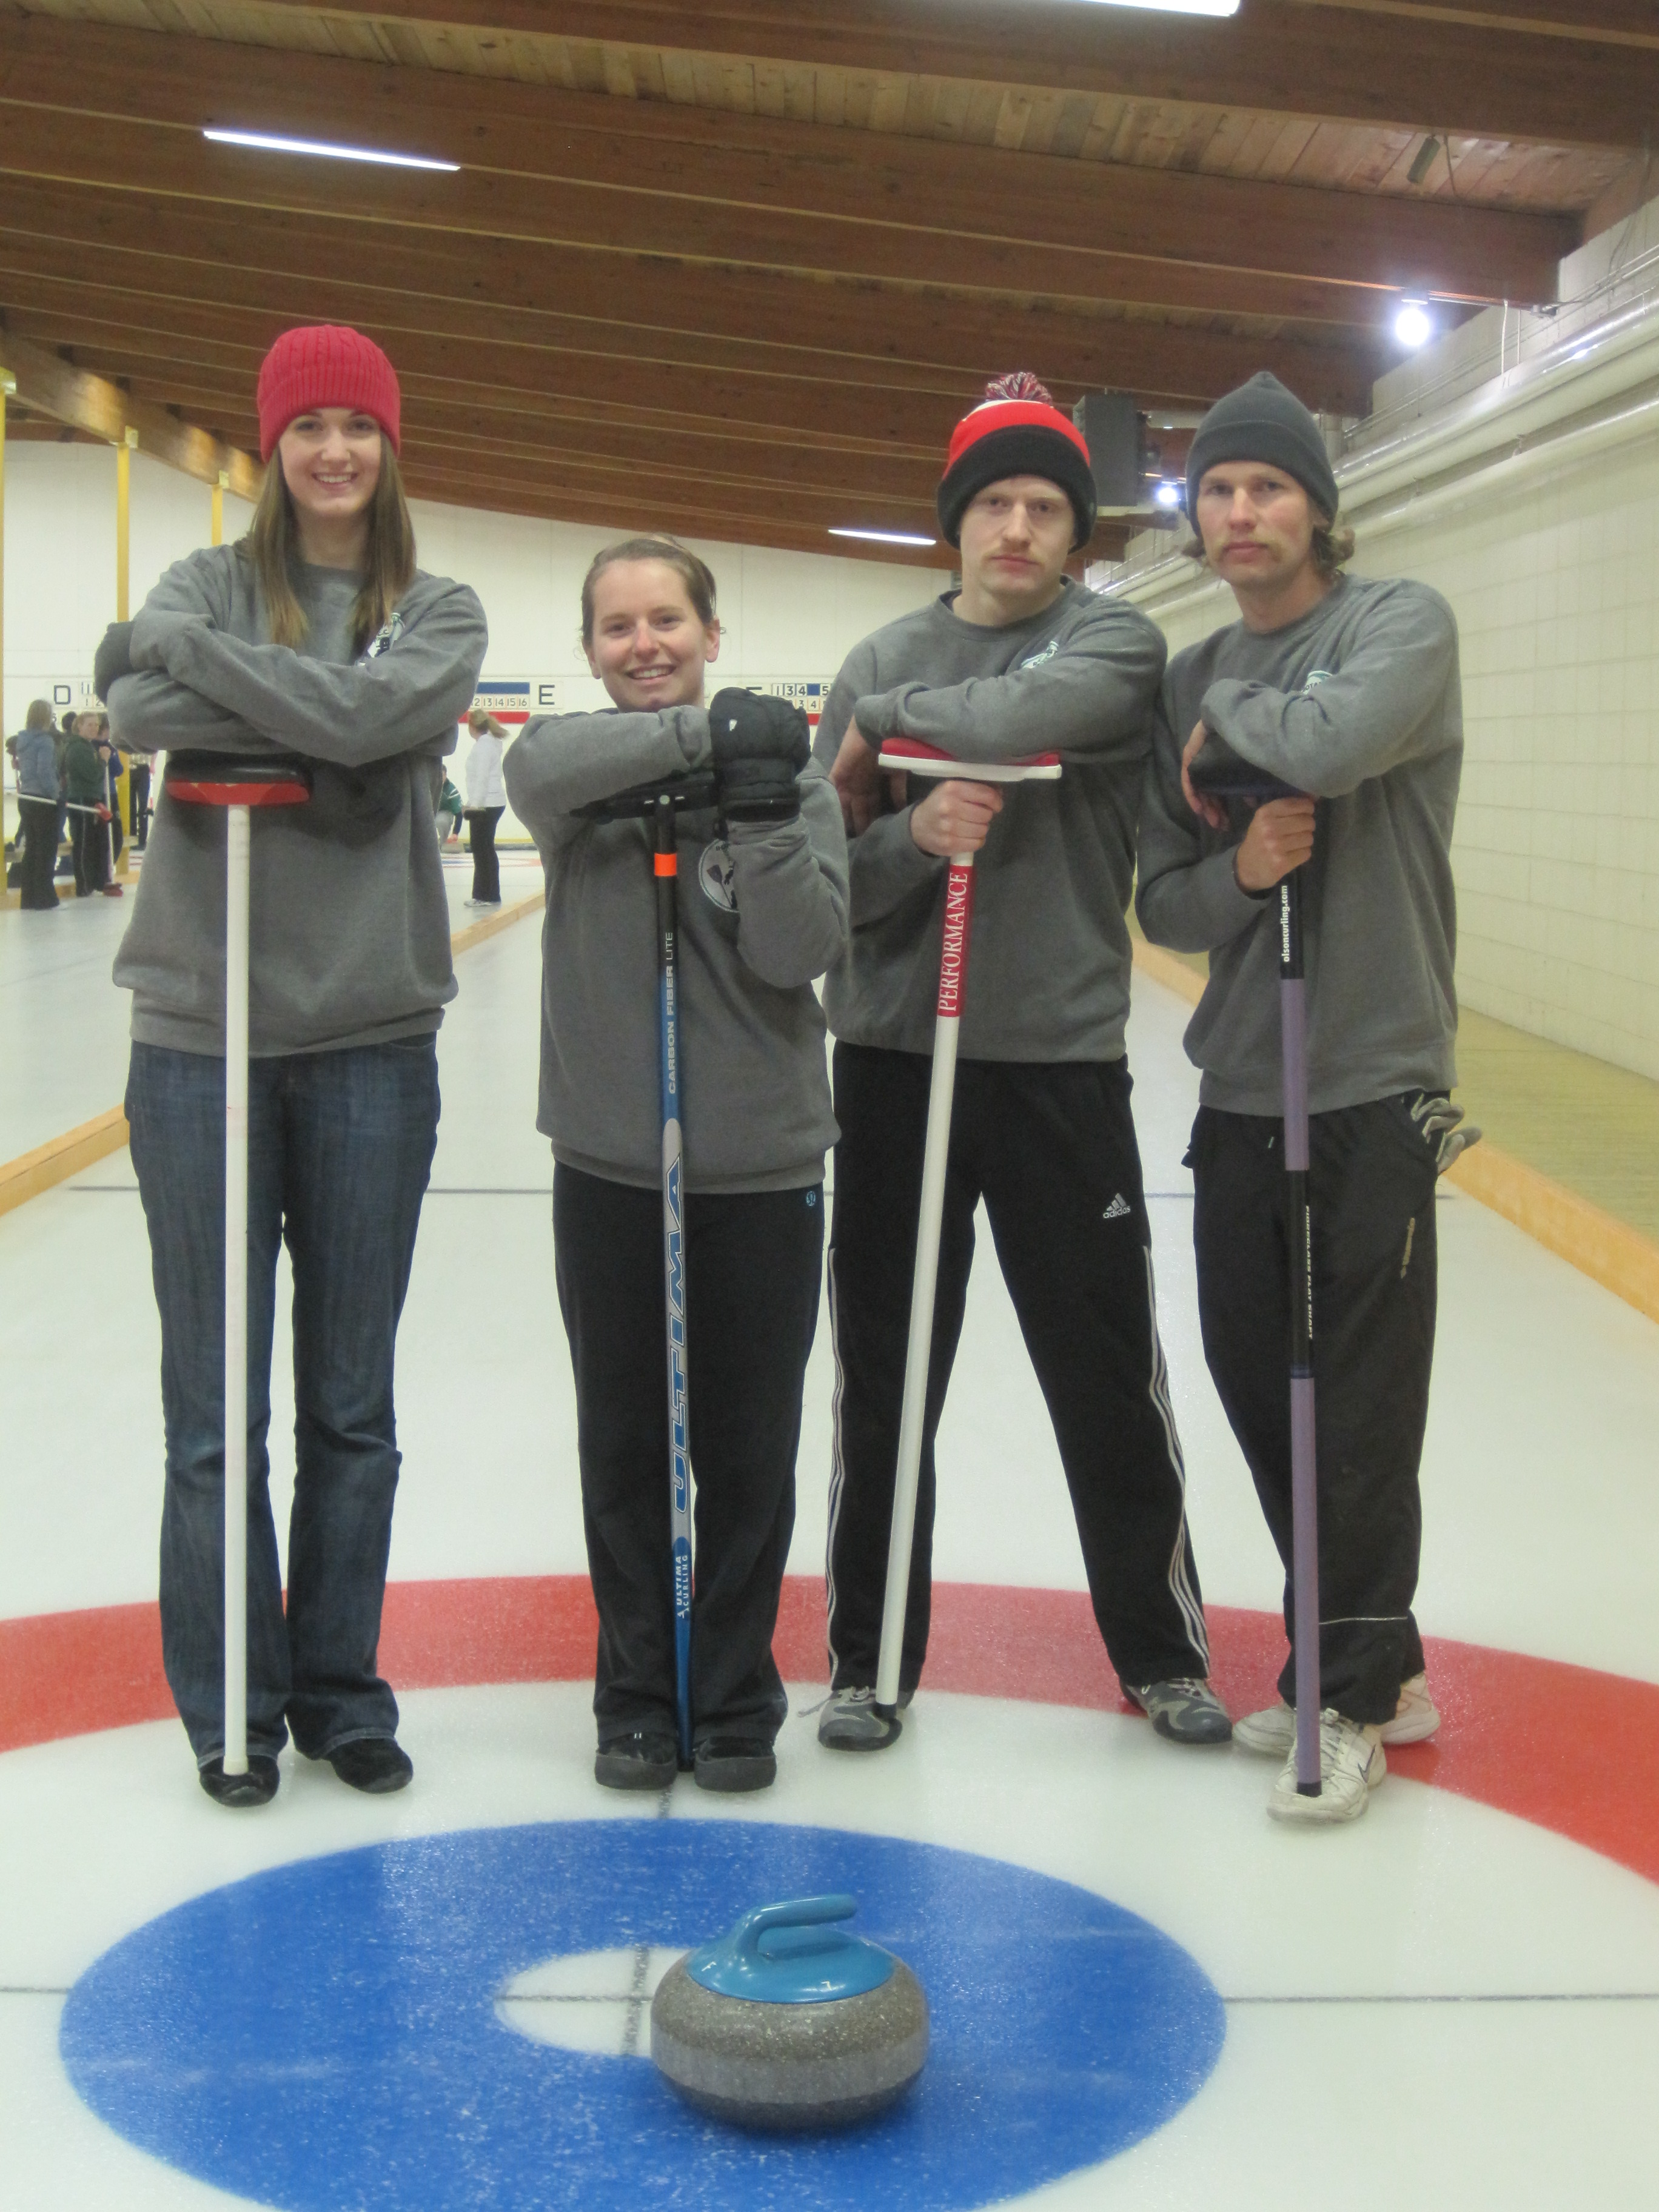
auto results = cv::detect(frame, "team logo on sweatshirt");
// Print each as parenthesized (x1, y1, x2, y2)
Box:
(1302, 668, 1333, 690)
(699, 840, 738, 913)
(1021, 638, 1061, 670)
(361, 612, 406, 661)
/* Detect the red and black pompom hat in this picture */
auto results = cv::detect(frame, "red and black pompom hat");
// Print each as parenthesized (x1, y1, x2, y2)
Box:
(936, 372, 1098, 551)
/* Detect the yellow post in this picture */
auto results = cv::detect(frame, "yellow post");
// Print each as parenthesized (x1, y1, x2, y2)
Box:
(115, 425, 136, 620)
(1, 370, 13, 910)
(212, 467, 227, 548)
(113, 426, 137, 876)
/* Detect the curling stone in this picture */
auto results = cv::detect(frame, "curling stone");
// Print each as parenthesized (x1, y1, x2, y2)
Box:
(650, 1893, 928, 2130)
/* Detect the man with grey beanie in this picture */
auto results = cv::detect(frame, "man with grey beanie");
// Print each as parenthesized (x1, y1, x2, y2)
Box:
(1138, 371, 1473, 1825)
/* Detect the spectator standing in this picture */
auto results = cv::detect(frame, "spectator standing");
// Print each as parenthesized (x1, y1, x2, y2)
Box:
(64, 709, 120, 897)
(13, 700, 63, 910)
(463, 706, 508, 906)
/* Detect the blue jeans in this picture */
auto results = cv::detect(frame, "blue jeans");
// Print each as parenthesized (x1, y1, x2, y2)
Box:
(127, 1037, 440, 1763)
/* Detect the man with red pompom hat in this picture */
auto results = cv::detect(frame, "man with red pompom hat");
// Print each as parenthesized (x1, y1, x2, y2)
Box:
(813, 373, 1229, 1755)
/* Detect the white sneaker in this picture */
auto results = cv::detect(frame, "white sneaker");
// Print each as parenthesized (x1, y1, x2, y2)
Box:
(1235, 1672, 1441, 1757)
(1268, 1711, 1386, 1825)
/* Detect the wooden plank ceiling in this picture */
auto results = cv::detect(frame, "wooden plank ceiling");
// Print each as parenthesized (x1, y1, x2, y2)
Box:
(0, 0, 1651, 565)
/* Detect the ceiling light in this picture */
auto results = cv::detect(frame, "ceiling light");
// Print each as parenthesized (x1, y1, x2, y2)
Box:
(1152, 482, 1183, 510)
(829, 528, 937, 547)
(1394, 300, 1434, 349)
(1073, 1, 1240, 12)
(203, 129, 458, 173)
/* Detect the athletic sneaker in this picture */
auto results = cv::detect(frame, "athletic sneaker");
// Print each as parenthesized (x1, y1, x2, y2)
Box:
(816, 1686, 906, 1752)
(1125, 1677, 1233, 1745)
(1235, 1672, 1440, 1757)
(1268, 1711, 1386, 1825)
(594, 1731, 678, 1791)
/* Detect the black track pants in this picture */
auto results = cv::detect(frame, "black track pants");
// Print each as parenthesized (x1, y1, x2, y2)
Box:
(1190, 1098, 1438, 1725)
(825, 1043, 1210, 1697)
(554, 1163, 823, 1748)
(466, 806, 503, 902)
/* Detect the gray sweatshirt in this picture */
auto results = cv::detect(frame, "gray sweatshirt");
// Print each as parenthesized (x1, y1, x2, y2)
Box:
(813, 581, 1167, 1062)
(1136, 573, 1463, 1116)
(504, 705, 847, 1194)
(108, 546, 486, 1057)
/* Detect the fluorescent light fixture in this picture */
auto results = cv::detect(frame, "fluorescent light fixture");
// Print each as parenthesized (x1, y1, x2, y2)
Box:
(204, 128, 458, 173)
(1075, 1, 1241, 12)
(1394, 300, 1433, 349)
(1153, 481, 1183, 509)
(829, 527, 937, 547)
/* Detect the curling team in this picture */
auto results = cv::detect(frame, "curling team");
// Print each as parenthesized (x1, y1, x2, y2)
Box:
(102, 326, 1464, 1831)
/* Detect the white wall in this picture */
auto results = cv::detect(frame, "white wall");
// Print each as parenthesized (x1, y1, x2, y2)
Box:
(2, 446, 945, 809)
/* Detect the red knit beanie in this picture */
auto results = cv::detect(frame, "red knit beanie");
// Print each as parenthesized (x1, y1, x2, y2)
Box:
(937, 372, 1097, 550)
(256, 325, 401, 463)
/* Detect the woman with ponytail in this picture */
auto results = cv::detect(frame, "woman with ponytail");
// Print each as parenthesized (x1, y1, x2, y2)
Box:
(105, 325, 487, 1808)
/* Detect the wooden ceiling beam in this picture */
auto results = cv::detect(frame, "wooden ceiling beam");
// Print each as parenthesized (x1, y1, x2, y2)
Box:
(0, 192, 1374, 413)
(0, 15, 1572, 307)
(0, 326, 261, 495)
(1281, 1, 1659, 48)
(225, 0, 1659, 150)
(0, 243, 1381, 420)
(0, 93, 1467, 349)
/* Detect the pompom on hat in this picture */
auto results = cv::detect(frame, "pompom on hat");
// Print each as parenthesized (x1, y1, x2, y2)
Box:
(256, 325, 401, 464)
(936, 372, 1097, 551)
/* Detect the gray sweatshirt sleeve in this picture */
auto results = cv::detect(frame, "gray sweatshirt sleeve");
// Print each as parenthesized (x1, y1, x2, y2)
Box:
(1200, 584, 1459, 797)
(853, 601, 1167, 766)
(813, 638, 943, 929)
(127, 558, 486, 768)
(724, 763, 849, 988)
(1136, 694, 1272, 955)
(503, 705, 712, 857)
(109, 555, 270, 758)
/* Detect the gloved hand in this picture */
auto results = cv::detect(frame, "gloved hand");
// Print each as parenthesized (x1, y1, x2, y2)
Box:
(95, 804, 112, 823)
(94, 622, 135, 700)
(707, 688, 809, 822)
(1411, 1093, 1481, 1174)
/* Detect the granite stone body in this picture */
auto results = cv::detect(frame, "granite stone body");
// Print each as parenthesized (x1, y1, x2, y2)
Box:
(649, 1954, 929, 2128)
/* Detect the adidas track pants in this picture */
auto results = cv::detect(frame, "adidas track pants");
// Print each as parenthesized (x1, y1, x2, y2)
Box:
(825, 1043, 1211, 1697)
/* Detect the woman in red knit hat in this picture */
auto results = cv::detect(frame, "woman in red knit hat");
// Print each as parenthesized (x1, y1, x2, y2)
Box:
(101, 325, 487, 1809)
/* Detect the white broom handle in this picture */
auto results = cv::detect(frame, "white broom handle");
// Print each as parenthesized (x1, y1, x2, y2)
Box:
(874, 849, 974, 1712)
(223, 805, 250, 1776)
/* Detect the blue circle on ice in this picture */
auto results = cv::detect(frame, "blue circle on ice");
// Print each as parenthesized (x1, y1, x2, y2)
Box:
(61, 1820, 1224, 2210)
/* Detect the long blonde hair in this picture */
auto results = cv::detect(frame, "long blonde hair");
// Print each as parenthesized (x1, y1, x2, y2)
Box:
(242, 434, 416, 651)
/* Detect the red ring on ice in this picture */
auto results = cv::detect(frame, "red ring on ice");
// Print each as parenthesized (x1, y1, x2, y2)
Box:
(4, 1577, 1655, 1886)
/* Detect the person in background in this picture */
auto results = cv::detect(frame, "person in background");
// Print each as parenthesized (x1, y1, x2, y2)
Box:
(98, 712, 126, 871)
(12, 700, 63, 911)
(127, 739, 153, 852)
(437, 771, 464, 848)
(1137, 371, 1469, 1826)
(104, 322, 487, 1811)
(63, 708, 119, 898)
(463, 706, 508, 907)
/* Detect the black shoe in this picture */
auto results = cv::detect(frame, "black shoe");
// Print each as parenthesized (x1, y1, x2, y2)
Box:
(199, 1755, 280, 1808)
(693, 1736, 777, 1793)
(326, 1737, 414, 1794)
(594, 1731, 679, 1791)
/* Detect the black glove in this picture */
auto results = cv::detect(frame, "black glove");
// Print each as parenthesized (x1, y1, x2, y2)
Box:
(707, 688, 809, 822)
(94, 622, 135, 702)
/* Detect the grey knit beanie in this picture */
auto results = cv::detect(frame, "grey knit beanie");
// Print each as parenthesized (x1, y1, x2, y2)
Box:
(1185, 372, 1340, 525)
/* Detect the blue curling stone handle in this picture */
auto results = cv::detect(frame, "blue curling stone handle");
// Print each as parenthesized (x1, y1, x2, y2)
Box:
(685, 1895, 897, 2005)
